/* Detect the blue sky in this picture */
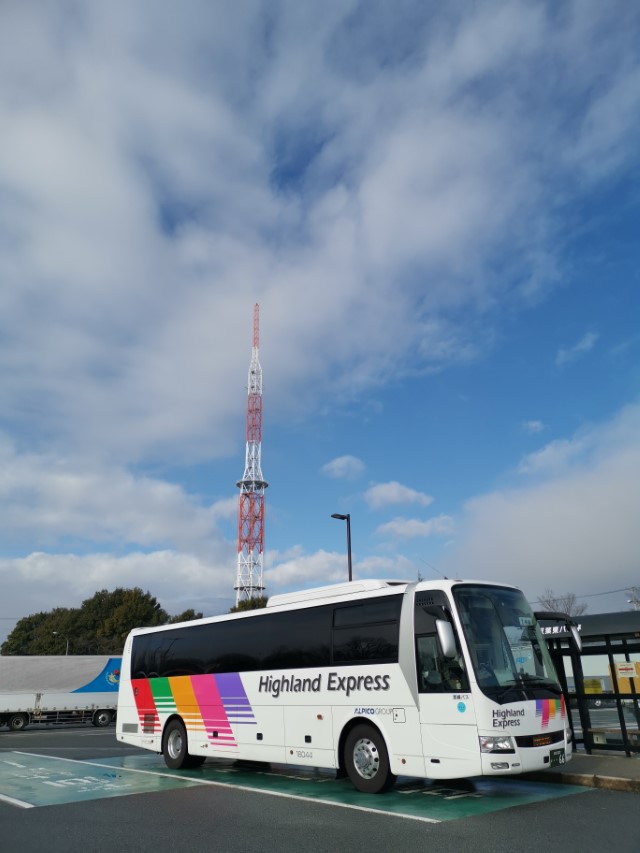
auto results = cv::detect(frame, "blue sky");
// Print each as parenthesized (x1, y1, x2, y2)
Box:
(1, 1, 640, 645)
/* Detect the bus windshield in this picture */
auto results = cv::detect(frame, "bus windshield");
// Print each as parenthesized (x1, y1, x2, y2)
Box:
(453, 584, 561, 702)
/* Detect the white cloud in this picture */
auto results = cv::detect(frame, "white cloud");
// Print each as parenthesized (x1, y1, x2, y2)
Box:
(522, 420, 545, 434)
(0, 550, 237, 646)
(445, 403, 640, 601)
(265, 549, 350, 589)
(355, 554, 419, 582)
(517, 437, 591, 476)
(211, 497, 240, 522)
(265, 548, 419, 590)
(321, 455, 365, 480)
(556, 332, 599, 367)
(0, 437, 240, 644)
(0, 5, 636, 464)
(517, 404, 640, 477)
(0, 435, 231, 554)
(376, 515, 455, 539)
(364, 481, 433, 510)
(0, 4, 639, 640)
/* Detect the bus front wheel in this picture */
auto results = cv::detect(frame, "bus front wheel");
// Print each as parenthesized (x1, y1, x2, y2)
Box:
(344, 724, 396, 794)
(162, 719, 205, 770)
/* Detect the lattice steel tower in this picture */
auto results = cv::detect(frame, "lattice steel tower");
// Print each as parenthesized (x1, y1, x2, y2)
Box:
(235, 304, 268, 604)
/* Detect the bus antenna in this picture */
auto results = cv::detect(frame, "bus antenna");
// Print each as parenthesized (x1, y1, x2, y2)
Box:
(418, 558, 448, 580)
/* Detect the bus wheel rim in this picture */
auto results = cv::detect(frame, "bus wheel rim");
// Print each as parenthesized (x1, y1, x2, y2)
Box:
(168, 730, 182, 759)
(352, 737, 379, 779)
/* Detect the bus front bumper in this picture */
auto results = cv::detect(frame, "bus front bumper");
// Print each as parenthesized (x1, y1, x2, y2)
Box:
(480, 730, 573, 774)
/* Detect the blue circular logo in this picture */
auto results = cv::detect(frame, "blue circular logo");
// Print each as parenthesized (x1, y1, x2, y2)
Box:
(457, 702, 466, 713)
(106, 668, 120, 686)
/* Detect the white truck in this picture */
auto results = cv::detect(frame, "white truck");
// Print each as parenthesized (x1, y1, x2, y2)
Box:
(0, 655, 121, 731)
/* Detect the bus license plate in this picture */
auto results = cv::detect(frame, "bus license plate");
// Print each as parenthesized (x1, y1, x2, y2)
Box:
(550, 748, 565, 767)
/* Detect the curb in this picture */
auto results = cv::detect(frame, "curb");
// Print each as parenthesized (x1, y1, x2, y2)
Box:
(522, 771, 640, 793)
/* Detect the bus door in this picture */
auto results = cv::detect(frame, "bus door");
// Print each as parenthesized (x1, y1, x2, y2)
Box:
(415, 597, 480, 778)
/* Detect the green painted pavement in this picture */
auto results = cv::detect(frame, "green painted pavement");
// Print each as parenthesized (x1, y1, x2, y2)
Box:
(0, 752, 202, 808)
(0, 751, 592, 818)
(93, 754, 592, 822)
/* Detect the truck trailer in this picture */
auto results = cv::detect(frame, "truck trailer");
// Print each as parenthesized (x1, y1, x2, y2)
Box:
(0, 655, 121, 731)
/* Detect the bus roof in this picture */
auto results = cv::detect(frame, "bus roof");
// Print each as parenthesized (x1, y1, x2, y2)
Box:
(125, 578, 522, 639)
(266, 579, 409, 608)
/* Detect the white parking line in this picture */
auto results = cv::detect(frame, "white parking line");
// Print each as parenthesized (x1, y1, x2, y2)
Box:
(12, 752, 441, 823)
(0, 793, 34, 809)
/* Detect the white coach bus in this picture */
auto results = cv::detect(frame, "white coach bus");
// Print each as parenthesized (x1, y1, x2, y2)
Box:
(116, 579, 579, 793)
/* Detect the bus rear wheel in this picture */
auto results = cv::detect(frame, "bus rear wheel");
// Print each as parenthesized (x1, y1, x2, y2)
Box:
(344, 724, 395, 794)
(162, 719, 205, 769)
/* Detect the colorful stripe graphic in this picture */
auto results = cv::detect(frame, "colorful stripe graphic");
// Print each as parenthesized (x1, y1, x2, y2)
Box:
(191, 673, 235, 747)
(216, 672, 256, 725)
(132, 673, 256, 747)
(132, 678, 162, 734)
(535, 696, 565, 729)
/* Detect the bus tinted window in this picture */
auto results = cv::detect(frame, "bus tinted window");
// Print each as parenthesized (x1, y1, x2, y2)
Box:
(131, 594, 404, 678)
(331, 595, 401, 663)
(332, 623, 399, 663)
(334, 596, 402, 627)
(131, 606, 332, 678)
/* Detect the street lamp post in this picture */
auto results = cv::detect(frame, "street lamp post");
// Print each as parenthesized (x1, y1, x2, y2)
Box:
(52, 631, 70, 655)
(331, 513, 352, 582)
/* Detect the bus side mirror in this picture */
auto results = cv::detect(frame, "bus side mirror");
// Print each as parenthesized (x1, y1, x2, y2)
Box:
(570, 625, 582, 653)
(436, 619, 457, 659)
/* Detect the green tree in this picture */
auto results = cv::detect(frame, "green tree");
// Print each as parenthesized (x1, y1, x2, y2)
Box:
(169, 608, 204, 623)
(0, 588, 203, 656)
(98, 588, 169, 652)
(1, 612, 51, 655)
(229, 596, 269, 613)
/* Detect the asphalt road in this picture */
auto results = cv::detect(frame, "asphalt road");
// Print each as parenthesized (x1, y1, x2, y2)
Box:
(1, 725, 639, 853)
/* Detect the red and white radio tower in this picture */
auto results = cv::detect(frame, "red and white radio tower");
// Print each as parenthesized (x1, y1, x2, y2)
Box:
(235, 304, 268, 605)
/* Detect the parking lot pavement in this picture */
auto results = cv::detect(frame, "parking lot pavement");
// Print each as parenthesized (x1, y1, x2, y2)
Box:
(522, 751, 640, 793)
(0, 749, 593, 820)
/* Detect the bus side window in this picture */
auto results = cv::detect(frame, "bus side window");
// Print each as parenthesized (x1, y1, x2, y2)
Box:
(416, 634, 468, 693)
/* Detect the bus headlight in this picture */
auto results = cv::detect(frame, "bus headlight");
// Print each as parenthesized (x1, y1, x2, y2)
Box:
(479, 736, 515, 753)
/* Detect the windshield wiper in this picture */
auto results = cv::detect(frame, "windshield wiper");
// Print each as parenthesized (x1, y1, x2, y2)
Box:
(515, 674, 555, 686)
(490, 674, 558, 703)
(491, 681, 527, 703)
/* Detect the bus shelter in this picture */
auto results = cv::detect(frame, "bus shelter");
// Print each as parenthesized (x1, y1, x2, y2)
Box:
(541, 611, 640, 756)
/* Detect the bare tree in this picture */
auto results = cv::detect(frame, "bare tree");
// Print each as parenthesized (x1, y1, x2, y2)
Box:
(537, 589, 588, 618)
